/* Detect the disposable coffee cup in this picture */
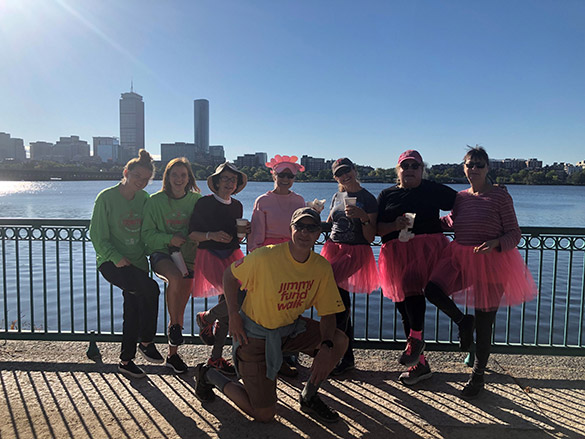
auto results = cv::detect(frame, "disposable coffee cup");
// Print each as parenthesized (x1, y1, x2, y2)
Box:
(344, 197, 357, 207)
(404, 212, 416, 228)
(236, 218, 248, 238)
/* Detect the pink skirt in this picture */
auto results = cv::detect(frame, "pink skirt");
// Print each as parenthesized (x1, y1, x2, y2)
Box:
(191, 248, 245, 297)
(320, 241, 379, 294)
(429, 241, 537, 310)
(378, 234, 449, 302)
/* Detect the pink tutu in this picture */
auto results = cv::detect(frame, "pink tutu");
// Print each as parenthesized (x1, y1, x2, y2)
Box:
(320, 241, 379, 294)
(430, 241, 537, 310)
(191, 248, 245, 297)
(379, 234, 449, 301)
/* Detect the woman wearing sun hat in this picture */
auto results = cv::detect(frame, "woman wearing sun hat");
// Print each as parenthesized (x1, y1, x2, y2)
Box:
(248, 155, 306, 252)
(188, 161, 248, 375)
(376, 149, 457, 386)
(321, 157, 379, 375)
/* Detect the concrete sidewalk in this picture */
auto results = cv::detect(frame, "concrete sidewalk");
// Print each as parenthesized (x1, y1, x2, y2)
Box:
(1, 340, 583, 439)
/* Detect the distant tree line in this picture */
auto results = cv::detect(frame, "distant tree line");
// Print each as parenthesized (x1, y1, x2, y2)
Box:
(0, 160, 584, 185)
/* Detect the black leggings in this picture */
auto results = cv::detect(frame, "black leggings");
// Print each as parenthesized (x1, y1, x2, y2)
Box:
(425, 281, 498, 375)
(99, 262, 160, 362)
(395, 295, 426, 338)
(335, 288, 354, 363)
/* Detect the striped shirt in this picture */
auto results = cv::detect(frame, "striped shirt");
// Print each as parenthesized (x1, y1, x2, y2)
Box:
(443, 186, 521, 251)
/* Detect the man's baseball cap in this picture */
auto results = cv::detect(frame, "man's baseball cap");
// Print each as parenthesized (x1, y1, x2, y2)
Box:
(290, 207, 321, 226)
(397, 150, 423, 165)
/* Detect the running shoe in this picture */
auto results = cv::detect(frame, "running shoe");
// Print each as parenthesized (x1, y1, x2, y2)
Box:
(399, 337, 425, 367)
(399, 361, 433, 386)
(300, 394, 339, 423)
(196, 312, 216, 346)
(207, 357, 236, 376)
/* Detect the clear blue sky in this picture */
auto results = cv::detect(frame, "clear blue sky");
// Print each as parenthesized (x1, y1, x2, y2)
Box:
(1, 0, 583, 168)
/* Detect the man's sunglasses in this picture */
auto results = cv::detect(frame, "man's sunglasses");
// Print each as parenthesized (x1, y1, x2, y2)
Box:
(400, 163, 420, 170)
(292, 222, 321, 233)
(277, 172, 295, 179)
(465, 162, 486, 169)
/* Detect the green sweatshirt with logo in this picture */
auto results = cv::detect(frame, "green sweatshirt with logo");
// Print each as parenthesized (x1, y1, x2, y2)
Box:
(89, 183, 150, 272)
(141, 190, 202, 266)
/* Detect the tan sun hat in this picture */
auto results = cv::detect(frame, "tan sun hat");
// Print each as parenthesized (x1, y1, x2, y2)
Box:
(206, 161, 248, 195)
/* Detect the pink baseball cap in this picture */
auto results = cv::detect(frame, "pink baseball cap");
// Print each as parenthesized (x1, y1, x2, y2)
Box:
(398, 149, 423, 165)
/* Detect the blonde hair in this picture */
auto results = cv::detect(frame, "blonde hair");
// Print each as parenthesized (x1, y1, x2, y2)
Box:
(123, 149, 155, 180)
(162, 157, 200, 196)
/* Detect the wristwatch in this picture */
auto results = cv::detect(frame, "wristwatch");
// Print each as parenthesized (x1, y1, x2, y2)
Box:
(320, 339, 334, 349)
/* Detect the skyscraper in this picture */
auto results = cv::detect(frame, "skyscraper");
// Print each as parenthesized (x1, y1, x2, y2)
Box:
(119, 85, 145, 163)
(194, 99, 209, 153)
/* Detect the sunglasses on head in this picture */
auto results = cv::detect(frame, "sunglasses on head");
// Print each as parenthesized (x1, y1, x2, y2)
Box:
(465, 162, 486, 169)
(292, 222, 321, 233)
(277, 172, 295, 179)
(334, 167, 351, 178)
(400, 163, 420, 170)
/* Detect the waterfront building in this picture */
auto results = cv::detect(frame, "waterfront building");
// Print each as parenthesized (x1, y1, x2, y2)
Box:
(301, 154, 330, 172)
(194, 99, 209, 153)
(234, 152, 267, 168)
(53, 136, 91, 163)
(119, 86, 145, 164)
(526, 158, 543, 169)
(209, 145, 226, 166)
(576, 160, 585, 169)
(0, 132, 26, 162)
(161, 142, 197, 164)
(93, 137, 120, 163)
(29, 141, 54, 161)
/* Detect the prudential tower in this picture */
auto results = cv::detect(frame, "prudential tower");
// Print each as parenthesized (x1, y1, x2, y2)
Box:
(194, 99, 209, 153)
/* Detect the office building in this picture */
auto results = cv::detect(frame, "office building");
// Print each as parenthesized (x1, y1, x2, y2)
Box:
(93, 137, 120, 163)
(209, 145, 226, 166)
(194, 99, 209, 153)
(161, 142, 197, 164)
(29, 141, 54, 161)
(120, 86, 145, 163)
(53, 136, 91, 163)
(0, 132, 26, 162)
(234, 152, 268, 168)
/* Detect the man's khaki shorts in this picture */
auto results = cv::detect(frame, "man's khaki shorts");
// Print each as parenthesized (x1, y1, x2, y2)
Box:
(236, 317, 321, 409)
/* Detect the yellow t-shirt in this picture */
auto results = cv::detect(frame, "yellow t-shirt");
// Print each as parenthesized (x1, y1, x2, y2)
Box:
(231, 243, 344, 329)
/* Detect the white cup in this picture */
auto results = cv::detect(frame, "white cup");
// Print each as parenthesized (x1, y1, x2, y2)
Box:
(344, 197, 357, 207)
(236, 218, 248, 238)
(404, 212, 416, 228)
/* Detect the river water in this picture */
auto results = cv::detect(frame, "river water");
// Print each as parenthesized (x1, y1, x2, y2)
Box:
(1, 180, 584, 345)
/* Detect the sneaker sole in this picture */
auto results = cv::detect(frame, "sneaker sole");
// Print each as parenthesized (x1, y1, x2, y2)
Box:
(118, 366, 146, 379)
(165, 362, 188, 374)
(300, 405, 340, 424)
(399, 371, 433, 386)
(137, 348, 165, 364)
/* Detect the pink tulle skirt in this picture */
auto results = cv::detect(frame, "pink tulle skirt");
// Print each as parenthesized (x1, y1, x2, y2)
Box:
(320, 241, 379, 294)
(191, 248, 245, 297)
(429, 241, 537, 310)
(378, 234, 449, 302)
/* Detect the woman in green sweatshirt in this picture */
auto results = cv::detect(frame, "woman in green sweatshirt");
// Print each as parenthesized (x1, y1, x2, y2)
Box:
(90, 149, 162, 379)
(142, 157, 202, 374)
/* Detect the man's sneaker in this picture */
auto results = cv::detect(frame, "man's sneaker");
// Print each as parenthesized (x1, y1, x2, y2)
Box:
(207, 357, 236, 376)
(118, 360, 146, 379)
(167, 324, 184, 347)
(278, 360, 299, 378)
(458, 315, 475, 351)
(195, 363, 216, 402)
(399, 337, 425, 367)
(330, 358, 355, 376)
(300, 394, 340, 424)
(137, 343, 164, 364)
(399, 361, 433, 386)
(165, 353, 188, 374)
(196, 312, 216, 346)
(460, 373, 485, 399)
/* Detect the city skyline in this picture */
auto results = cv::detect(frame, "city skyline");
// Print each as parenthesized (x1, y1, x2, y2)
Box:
(0, 1, 583, 168)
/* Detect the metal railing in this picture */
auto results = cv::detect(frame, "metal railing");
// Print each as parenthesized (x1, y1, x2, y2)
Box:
(1, 219, 584, 356)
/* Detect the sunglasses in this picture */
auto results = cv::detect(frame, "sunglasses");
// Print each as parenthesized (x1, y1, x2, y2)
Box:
(400, 163, 420, 170)
(465, 162, 486, 169)
(277, 172, 295, 179)
(334, 167, 351, 178)
(292, 222, 321, 233)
